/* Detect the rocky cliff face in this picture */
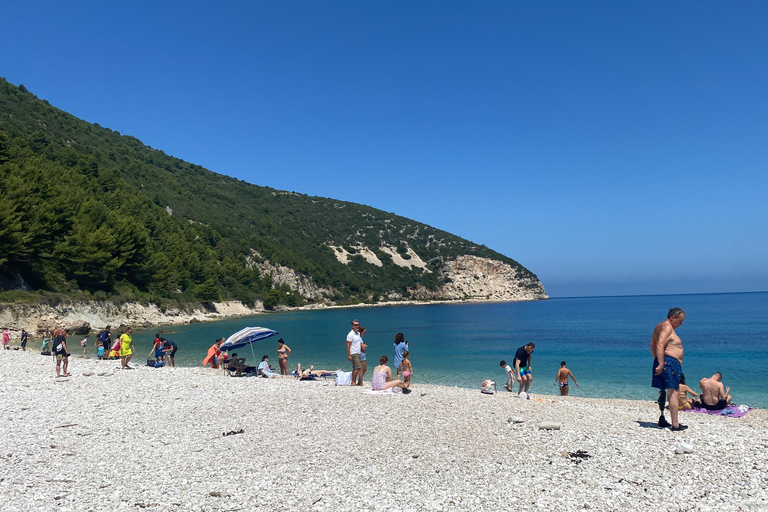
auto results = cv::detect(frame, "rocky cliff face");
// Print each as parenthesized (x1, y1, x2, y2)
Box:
(246, 251, 327, 301)
(412, 255, 548, 301)
(0, 256, 546, 335)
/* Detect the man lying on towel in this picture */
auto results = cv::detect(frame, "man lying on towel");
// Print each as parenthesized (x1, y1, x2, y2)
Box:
(699, 372, 733, 410)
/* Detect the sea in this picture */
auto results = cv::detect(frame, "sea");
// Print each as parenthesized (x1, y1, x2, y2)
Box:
(130, 292, 768, 408)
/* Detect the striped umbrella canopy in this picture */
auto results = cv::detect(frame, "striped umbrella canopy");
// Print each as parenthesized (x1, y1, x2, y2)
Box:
(221, 326, 279, 361)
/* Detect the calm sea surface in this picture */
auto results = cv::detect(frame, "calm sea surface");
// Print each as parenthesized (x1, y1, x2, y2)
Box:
(131, 292, 768, 408)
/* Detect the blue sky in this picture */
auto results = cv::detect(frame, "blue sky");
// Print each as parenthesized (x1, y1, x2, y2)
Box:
(3, 1, 767, 297)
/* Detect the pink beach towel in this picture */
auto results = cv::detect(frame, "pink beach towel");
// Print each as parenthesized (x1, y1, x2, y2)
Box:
(684, 405, 754, 418)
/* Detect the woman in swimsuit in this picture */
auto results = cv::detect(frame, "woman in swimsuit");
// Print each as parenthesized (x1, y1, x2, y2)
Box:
(294, 363, 339, 379)
(677, 374, 699, 410)
(371, 356, 407, 392)
(277, 338, 292, 375)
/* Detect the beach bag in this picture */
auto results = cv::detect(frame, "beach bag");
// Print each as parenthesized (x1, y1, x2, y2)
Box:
(335, 371, 352, 386)
(146, 358, 155, 367)
(112, 340, 121, 352)
(80, 339, 87, 347)
(481, 379, 496, 395)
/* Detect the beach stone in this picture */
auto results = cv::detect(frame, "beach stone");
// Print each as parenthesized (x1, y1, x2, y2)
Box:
(69, 319, 91, 334)
(538, 422, 561, 430)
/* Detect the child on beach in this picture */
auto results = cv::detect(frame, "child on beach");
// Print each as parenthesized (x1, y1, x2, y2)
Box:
(500, 360, 516, 392)
(258, 355, 280, 378)
(399, 350, 413, 394)
(2, 329, 9, 350)
(41, 331, 51, 353)
(148, 334, 165, 367)
(80, 337, 88, 356)
(554, 361, 579, 396)
(677, 374, 699, 410)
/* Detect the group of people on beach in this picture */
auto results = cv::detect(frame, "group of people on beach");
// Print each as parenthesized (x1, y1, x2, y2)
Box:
(202, 319, 416, 393)
(346, 319, 413, 393)
(4, 324, 157, 376)
(147, 333, 178, 367)
(499, 343, 579, 398)
(651, 307, 735, 431)
(204, 336, 288, 378)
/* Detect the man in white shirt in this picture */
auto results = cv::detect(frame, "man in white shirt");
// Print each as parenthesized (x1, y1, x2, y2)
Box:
(346, 319, 363, 386)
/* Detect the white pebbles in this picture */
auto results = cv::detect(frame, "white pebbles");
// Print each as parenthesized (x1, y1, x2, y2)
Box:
(1, 349, 766, 511)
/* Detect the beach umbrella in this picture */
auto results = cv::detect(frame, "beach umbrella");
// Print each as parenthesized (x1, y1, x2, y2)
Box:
(221, 326, 279, 362)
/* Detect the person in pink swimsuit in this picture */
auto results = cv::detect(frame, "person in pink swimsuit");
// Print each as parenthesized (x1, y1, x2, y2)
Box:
(399, 351, 413, 392)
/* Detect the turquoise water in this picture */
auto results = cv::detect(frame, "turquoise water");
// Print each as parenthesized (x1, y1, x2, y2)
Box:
(130, 292, 768, 408)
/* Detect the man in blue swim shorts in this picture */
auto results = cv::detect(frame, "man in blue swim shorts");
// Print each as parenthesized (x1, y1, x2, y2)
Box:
(514, 343, 535, 398)
(650, 307, 688, 431)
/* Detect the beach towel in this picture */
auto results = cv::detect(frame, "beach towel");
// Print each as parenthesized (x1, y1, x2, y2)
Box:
(684, 405, 754, 418)
(335, 371, 352, 386)
(361, 388, 396, 395)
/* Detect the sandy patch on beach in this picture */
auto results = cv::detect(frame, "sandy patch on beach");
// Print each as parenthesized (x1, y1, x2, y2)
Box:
(1, 350, 766, 511)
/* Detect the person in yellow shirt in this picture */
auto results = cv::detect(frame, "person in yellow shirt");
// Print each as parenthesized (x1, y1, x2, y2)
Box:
(119, 327, 135, 370)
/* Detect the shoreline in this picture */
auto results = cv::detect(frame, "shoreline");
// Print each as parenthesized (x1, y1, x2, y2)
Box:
(0, 296, 546, 336)
(1, 350, 766, 511)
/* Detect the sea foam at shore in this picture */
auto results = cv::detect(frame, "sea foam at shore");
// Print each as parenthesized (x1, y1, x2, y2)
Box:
(1, 349, 766, 511)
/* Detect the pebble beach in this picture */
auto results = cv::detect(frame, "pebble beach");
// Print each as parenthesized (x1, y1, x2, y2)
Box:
(1, 349, 767, 512)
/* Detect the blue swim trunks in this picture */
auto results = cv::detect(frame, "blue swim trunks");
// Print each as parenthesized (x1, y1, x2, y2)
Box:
(651, 355, 682, 390)
(519, 366, 531, 377)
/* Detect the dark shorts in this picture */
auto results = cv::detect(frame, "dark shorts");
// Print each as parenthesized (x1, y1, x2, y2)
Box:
(651, 356, 682, 390)
(702, 399, 728, 411)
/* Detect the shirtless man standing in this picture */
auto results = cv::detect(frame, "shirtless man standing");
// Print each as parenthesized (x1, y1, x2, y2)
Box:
(699, 372, 733, 410)
(650, 307, 687, 430)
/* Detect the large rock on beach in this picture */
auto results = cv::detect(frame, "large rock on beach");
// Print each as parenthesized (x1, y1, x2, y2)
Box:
(69, 319, 91, 334)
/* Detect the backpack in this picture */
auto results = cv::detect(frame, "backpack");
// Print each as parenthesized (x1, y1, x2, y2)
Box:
(481, 380, 496, 394)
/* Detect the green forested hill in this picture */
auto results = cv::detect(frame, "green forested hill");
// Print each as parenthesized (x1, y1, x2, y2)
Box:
(0, 78, 542, 307)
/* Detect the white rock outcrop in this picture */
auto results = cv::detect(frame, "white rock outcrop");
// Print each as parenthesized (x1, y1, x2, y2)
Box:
(414, 255, 548, 301)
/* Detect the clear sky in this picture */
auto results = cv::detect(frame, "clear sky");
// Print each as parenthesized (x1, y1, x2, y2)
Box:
(3, 1, 767, 297)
